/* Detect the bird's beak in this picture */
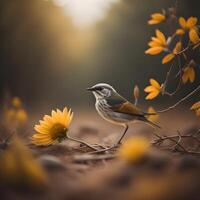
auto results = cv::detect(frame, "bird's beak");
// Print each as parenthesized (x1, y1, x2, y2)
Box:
(86, 87, 96, 91)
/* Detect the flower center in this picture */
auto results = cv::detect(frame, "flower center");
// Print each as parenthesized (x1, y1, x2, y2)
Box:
(50, 123, 67, 141)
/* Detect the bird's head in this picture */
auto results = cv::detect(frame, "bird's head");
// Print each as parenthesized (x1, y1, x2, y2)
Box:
(87, 83, 116, 99)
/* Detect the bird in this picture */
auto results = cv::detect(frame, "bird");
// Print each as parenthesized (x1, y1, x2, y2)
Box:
(87, 83, 160, 145)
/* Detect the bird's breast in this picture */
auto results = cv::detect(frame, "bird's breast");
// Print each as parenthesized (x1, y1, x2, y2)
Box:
(95, 100, 137, 125)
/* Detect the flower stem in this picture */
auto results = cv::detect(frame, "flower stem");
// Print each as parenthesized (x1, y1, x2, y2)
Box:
(66, 133, 99, 151)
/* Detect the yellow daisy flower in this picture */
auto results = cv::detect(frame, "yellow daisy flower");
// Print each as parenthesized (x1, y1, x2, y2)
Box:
(144, 79, 161, 100)
(148, 12, 166, 25)
(162, 41, 182, 64)
(147, 107, 159, 123)
(145, 29, 167, 55)
(182, 65, 195, 84)
(32, 107, 73, 146)
(191, 101, 200, 116)
(118, 137, 149, 162)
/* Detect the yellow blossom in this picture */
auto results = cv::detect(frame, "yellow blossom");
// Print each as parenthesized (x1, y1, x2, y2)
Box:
(11, 97, 22, 108)
(147, 107, 159, 123)
(4, 109, 16, 123)
(176, 29, 185, 35)
(16, 109, 28, 124)
(118, 137, 149, 162)
(144, 79, 161, 100)
(145, 29, 167, 55)
(0, 137, 47, 187)
(189, 28, 200, 45)
(182, 65, 195, 83)
(191, 101, 200, 116)
(148, 13, 166, 25)
(162, 41, 182, 64)
(178, 17, 199, 44)
(32, 107, 73, 146)
(179, 17, 197, 30)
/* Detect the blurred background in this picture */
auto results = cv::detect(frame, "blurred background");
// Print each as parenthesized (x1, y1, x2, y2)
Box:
(0, 0, 199, 111)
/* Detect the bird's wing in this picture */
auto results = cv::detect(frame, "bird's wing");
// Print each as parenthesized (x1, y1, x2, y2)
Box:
(106, 94, 144, 117)
(112, 101, 144, 116)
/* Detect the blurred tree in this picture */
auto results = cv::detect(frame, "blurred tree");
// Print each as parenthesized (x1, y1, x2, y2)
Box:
(0, 0, 76, 107)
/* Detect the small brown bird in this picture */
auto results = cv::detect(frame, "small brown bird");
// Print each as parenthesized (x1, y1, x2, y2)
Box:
(87, 83, 160, 145)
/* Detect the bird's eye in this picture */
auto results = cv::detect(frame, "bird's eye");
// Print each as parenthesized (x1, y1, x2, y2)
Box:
(96, 87, 103, 91)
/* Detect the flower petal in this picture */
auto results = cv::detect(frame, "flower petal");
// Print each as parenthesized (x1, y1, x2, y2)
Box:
(150, 79, 161, 89)
(144, 86, 155, 92)
(189, 28, 200, 44)
(148, 41, 160, 47)
(148, 19, 160, 25)
(148, 13, 165, 25)
(156, 29, 166, 45)
(176, 29, 185, 35)
(189, 67, 195, 82)
(191, 101, 200, 110)
(182, 68, 189, 83)
(187, 17, 197, 29)
(147, 107, 159, 122)
(145, 47, 163, 55)
(162, 53, 174, 64)
(196, 108, 200, 116)
(173, 41, 182, 54)
(179, 17, 187, 29)
(145, 91, 159, 100)
(151, 13, 165, 21)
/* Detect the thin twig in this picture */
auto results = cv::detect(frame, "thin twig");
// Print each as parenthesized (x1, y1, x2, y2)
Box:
(151, 128, 200, 155)
(157, 83, 200, 113)
(66, 133, 100, 151)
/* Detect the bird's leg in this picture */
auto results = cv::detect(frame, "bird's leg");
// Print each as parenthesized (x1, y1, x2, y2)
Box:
(116, 124, 129, 145)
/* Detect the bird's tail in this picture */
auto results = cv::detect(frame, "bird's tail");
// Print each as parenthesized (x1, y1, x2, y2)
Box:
(146, 119, 161, 129)
(142, 112, 161, 129)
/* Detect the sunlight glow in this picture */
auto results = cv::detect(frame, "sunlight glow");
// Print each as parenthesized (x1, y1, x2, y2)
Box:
(52, 0, 119, 27)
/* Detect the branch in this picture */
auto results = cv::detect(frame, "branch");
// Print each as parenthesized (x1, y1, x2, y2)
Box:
(157, 83, 200, 113)
(152, 129, 200, 155)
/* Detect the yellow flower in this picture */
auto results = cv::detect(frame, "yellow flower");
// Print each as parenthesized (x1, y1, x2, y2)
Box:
(144, 79, 161, 100)
(4, 109, 16, 123)
(118, 137, 149, 162)
(32, 107, 73, 146)
(147, 107, 159, 123)
(162, 41, 182, 64)
(179, 17, 197, 30)
(12, 97, 22, 108)
(189, 28, 200, 45)
(145, 29, 167, 55)
(16, 109, 28, 124)
(191, 101, 200, 116)
(176, 29, 185, 35)
(4, 108, 28, 126)
(182, 65, 195, 83)
(178, 17, 199, 44)
(148, 13, 166, 25)
(0, 137, 47, 187)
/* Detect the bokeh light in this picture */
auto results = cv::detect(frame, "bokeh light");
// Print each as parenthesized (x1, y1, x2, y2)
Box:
(52, 0, 119, 27)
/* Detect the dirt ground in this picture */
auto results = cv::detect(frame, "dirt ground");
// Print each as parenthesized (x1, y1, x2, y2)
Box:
(0, 109, 200, 200)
